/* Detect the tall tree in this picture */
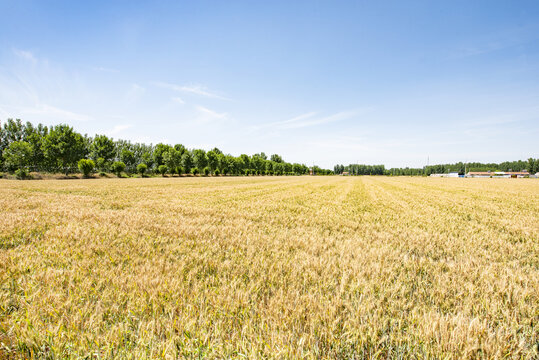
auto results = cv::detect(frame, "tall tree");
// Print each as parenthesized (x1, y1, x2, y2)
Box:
(91, 135, 116, 164)
(206, 150, 218, 173)
(270, 154, 283, 163)
(153, 143, 173, 166)
(193, 149, 208, 170)
(181, 151, 193, 172)
(2, 141, 32, 172)
(43, 124, 88, 175)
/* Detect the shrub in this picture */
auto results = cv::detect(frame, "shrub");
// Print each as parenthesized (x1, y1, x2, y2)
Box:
(137, 163, 147, 177)
(111, 161, 126, 177)
(15, 168, 28, 180)
(214, 169, 220, 176)
(203, 167, 210, 176)
(158, 165, 168, 176)
(78, 159, 95, 178)
(191, 167, 199, 175)
(176, 166, 184, 176)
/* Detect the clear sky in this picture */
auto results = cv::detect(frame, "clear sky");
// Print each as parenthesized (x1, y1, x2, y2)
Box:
(1, 1, 538, 168)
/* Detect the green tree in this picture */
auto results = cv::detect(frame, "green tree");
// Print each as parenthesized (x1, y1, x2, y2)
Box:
(158, 165, 168, 176)
(43, 124, 87, 175)
(270, 154, 283, 163)
(153, 143, 173, 166)
(120, 149, 136, 173)
(78, 159, 95, 178)
(528, 158, 536, 174)
(193, 149, 207, 170)
(181, 152, 193, 172)
(239, 154, 250, 170)
(111, 161, 126, 177)
(23, 122, 48, 171)
(91, 135, 116, 164)
(3, 141, 32, 172)
(141, 152, 153, 170)
(163, 149, 181, 174)
(96, 158, 107, 173)
(137, 163, 147, 177)
(206, 150, 218, 173)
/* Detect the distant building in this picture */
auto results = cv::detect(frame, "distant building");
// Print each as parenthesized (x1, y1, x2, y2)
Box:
(466, 171, 529, 178)
(429, 172, 459, 178)
(341, 171, 350, 176)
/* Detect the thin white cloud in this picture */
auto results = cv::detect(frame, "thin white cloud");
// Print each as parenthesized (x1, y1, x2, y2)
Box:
(253, 110, 366, 131)
(22, 104, 92, 122)
(154, 81, 230, 100)
(172, 96, 185, 105)
(13, 49, 37, 63)
(106, 124, 132, 136)
(195, 105, 227, 120)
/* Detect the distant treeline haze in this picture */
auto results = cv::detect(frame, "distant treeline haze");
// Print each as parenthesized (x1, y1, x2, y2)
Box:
(334, 158, 537, 176)
(0, 119, 333, 177)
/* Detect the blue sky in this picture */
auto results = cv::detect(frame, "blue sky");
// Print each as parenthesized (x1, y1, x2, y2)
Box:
(0, 1, 538, 168)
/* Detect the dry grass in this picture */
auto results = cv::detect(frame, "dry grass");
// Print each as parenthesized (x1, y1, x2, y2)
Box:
(0, 176, 537, 359)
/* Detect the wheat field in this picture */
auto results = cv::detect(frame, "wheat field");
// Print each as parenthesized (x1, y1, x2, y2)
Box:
(0, 176, 538, 359)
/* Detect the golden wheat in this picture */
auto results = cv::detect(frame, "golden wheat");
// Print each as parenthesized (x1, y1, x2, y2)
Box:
(0, 176, 538, 359)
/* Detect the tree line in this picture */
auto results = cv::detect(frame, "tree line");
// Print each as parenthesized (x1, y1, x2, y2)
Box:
(334, 159, 538, 176)
(0, 119, 333, 178)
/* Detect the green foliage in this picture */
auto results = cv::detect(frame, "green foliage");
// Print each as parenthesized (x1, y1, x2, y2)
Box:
(181, 152, 193, 172)
(91, 135, 116, 163)
(207, 150, 218, 173)
(203, 167, 210, 176)
(163, 148, 181, 173)
(270, 154, 283, 163)
(43, 124, 87, 175)
(78, 159, 95, 177)
(15, 168, 28, 180)
(120, 149, 136, 173)
(3, 141, 32, 172)
(191, 167, 199, 175)
(153, 143, 174, 166)
(214, 169, 220, 176)
(111, 161, 126, 177)
(528, 158, 536, 174)
(137, 163, 147, 177)
(96, 157, 107, 172)
(158, 165, 168, 176)
(193, 149, 208, 170)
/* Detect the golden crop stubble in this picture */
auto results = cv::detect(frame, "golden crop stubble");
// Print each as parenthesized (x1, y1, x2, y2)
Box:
(0, 176, 537, 359)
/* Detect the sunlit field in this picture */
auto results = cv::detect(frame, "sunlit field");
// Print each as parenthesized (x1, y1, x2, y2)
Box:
(1, 176, 538, 359)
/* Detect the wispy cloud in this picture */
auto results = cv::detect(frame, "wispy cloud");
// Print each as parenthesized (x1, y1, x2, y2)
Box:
(253, 110, 366, 131)
(13, 49, 37, 63)
(154, 81, 230, 100)
(171, 96, 185, 105)
(195, 105, 227, 120)
(22, 104, 92, 122)
(106, 124, 132, 136)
